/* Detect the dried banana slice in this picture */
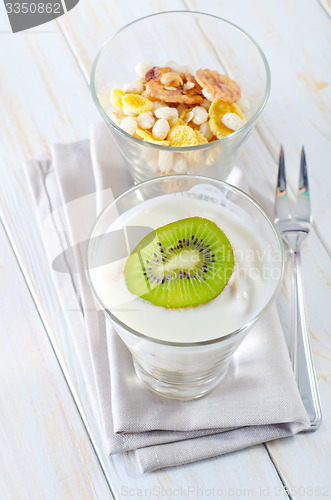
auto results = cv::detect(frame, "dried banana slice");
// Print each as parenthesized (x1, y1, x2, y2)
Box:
(145, 66, 172, 82)
(146, 81, 204, 105)
(122, 93, 153, 114)
(145, 66, 203, 105)
(195, 69, 241, 103)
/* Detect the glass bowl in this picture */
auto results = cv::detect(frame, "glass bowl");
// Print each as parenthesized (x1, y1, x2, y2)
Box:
(86, 175, 283, 400)
(90, 11, 270, 184)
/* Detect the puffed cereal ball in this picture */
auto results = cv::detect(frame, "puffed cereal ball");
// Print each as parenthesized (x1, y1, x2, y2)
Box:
(199, 121, 213, 141)
(192, 106, 208, 125)
(152, 119, 170, 140)
(135, 60, 154, 78)
(120, 116, 138, 135)
(173, 155, 188, 174)
(122, 82, 144, 94)
(154, 106, 178, 121)
(137, 111, 155, 130)
(158, 151, 174, 173)
(221, 112, 245, 131)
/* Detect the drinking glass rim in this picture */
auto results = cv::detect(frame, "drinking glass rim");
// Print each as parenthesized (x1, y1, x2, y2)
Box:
(85, 174, 284, 348)
(90, 10, 271, 153)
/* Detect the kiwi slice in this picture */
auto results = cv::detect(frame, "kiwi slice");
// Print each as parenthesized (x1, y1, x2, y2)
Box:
(124, 217, 234, 309)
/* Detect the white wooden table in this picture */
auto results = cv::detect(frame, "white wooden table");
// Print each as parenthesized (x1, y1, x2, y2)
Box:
(0, 1, 330, 498)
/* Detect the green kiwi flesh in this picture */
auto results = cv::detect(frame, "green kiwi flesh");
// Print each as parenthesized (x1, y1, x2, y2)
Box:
(124, 217, 234, 309)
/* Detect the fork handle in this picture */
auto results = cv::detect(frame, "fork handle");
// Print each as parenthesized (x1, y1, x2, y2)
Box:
(293, 249, 322, 430)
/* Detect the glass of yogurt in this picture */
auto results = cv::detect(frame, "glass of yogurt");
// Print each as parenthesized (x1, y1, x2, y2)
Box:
(86, 176, 283, 400)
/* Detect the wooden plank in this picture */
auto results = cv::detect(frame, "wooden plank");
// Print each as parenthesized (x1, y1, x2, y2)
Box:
(0, 221, 112, 500)
(0, 20, 101, 410)
(0, 33, 96, 159)
(109, 446, 289, 500)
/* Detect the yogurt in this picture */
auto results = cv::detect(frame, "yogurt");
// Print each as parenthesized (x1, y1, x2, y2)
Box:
(89, 185, 272, 343)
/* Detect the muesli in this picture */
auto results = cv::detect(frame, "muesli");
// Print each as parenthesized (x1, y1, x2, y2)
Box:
(102, 61, 249, 146)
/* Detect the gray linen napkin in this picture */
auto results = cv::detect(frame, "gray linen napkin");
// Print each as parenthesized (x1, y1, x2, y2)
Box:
(24, 122, 310, 474)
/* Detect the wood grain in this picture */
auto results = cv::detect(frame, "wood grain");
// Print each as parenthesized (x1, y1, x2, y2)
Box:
(0, 222, 112, 500)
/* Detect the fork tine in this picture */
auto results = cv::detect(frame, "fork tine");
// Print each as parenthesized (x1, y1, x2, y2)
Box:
(296, 146, 312, 222)
(275, 145, 291, 222)
(277, 145, 286, 192)
(299, 146, 309, 193)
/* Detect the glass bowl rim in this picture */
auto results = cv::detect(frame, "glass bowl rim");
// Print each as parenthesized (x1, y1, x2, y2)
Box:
(90, 10, 271, 153)
(85, 174, 284, 348)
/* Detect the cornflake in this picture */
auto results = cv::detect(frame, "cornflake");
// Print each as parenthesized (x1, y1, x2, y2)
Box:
(122, 93, 153, 115)
(168, 125, 200, 147)
(110, 88, 125, 110)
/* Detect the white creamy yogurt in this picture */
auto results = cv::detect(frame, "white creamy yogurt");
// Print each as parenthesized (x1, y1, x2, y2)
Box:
(89, 189, 271, 343)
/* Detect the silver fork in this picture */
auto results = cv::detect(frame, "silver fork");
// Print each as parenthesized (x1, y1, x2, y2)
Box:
(275, 146, 322, 431)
